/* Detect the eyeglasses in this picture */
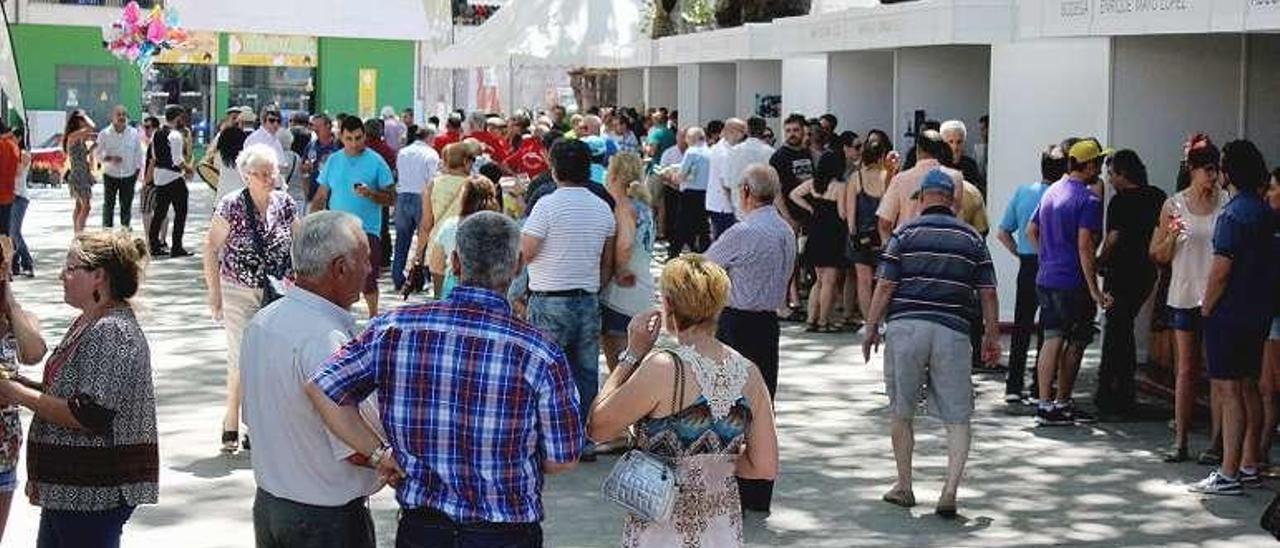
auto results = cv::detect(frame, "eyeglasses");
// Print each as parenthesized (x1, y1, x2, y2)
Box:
(247, 170, 274, 180)
(265, 117, 281, 124)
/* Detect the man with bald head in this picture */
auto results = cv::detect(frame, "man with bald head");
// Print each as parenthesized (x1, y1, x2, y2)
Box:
(708, 118, 747, 240)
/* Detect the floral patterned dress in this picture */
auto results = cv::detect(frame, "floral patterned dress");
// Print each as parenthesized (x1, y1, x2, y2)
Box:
(0, 333, 21, 490)
(623, 345, 753, 548)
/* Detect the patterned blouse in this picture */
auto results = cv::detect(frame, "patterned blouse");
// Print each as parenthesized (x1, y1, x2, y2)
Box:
(27, 307, 157, 511)
(215, 190, 296, 288)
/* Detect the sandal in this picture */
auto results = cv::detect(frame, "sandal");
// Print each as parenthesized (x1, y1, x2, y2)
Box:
(221, 430, 239, 454)
(1162, 446, 1190, 463)
(805, 323, 821, 333)
(819, 324, 840, 333)
(882, 488, 916, 508)
(1197, 448, 1223, 466)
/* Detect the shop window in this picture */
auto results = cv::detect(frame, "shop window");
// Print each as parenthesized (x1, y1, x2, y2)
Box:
(228, 66, 315, 118)
(55, 65, 119, 124)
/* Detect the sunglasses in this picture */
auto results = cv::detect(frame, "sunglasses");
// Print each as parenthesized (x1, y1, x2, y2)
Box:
(265, 117, 281, 124)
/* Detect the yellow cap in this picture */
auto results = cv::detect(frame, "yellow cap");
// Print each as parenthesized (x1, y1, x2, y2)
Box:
(1068, 139, 1114, 163)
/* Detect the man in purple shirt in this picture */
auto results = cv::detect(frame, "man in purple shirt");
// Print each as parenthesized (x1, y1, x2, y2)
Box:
(1028, 138, 1113, 427)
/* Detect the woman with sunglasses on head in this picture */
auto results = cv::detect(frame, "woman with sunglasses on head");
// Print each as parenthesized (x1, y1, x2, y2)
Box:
(0, 231, 154, 547)
(62, 110, 98, 234)
(1150, 134, 1228, 464)
(203, 144, 299, 454)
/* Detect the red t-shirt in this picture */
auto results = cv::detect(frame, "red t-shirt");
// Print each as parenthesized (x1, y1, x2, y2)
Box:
(503, 137, 548, 179)
(468, 131, 509, 160)
(369, 139, 397, 171)
(0, 136, 20, 205)
(432, 131, 462, 154)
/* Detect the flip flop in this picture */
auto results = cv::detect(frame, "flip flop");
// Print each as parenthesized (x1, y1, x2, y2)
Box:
(882, 489, 916, 508)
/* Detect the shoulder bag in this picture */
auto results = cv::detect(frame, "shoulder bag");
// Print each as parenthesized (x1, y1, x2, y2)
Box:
(600, 350, 685, 523)
(240, 189, 284, 307)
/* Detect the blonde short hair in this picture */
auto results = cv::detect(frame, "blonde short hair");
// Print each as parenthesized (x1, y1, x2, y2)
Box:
(443, 143, 472, 170)
(607, 152, 650, 205)
(660, 254, 730, 329)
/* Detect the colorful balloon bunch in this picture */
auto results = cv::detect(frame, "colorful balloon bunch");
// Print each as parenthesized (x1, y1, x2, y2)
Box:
(102, 1, 189, 73)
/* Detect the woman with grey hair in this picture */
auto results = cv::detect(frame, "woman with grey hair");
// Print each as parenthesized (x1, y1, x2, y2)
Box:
(202, 143, 301, 453)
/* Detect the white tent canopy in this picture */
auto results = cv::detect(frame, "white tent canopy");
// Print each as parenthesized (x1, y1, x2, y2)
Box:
(430, 0, 644, 69)
(0, 4, 24, 118)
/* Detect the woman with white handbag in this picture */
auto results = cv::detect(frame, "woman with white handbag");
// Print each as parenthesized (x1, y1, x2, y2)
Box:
(588, 255, 779, 547)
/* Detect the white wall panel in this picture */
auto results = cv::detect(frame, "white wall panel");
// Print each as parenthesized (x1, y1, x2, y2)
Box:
(894, 46, 991, 144)
(827, 51, 895, 140)
(736, 60, 782, 133)
(645, 67, 678, 111)
(677, 64, 701, 128)
(697, 63, 737, 125)
(781, 54, 830, 118)
(617, 68, 644, 108)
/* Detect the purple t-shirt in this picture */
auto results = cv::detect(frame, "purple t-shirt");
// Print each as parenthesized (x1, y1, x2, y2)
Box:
(1034, 177, 1102, 290)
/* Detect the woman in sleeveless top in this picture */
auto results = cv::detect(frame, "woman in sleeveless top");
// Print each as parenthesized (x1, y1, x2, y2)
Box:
(844, 130, 895, 325)
(588, 255, 778, 548)
(409, 142, 471, 297)
(788, 127, 848, 333)
(63, 110, 98, 234)
(1150, 136, 1228, 463)
(0, 238, 47, 540)
(601, 153, 657, 372)
(213, 125, 248, 202)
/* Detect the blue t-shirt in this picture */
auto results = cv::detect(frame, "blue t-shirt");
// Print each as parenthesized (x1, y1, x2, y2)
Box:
(679, 145, 712, 191)
(1034, 178, 1102, 290)
(318, 148, 394, 235)
(999, 181, 1049, 256)
(1209, 192, 1274, 329)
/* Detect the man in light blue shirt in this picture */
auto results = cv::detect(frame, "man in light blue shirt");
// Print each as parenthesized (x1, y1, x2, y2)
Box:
(670, 126, 712, 259)
(311, 116, 396, 317)
(995, 144, 1062, 402)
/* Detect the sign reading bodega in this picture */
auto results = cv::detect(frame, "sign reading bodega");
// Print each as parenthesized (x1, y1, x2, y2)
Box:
(1098, 0, 1193, 14)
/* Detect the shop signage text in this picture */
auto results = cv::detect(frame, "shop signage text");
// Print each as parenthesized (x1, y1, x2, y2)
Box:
(228, 34, 318, 68)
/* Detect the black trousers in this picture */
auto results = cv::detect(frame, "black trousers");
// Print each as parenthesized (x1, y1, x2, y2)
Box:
(0, 203, 10, 236)
(396, 506, 541, 548)
(148, 180, 188, 252)
(661, 185, 680, 240)
(253, 488, 375, 548)
(102, 172, 137, 228)
(670, 189, 708, 258)
(717, 307, 779, 512)
(1006, 255, 1042, 396)
(1097, 270, 1155, 413)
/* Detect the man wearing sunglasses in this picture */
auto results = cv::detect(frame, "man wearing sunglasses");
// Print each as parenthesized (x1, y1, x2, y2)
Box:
(246, 107, 287, 182)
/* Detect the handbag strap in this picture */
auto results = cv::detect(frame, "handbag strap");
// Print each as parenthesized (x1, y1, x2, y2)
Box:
(664, 350, 686, 416)
(240, 189, 273, 286)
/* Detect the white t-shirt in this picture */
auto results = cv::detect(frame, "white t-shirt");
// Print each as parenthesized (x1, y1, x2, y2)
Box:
(241, 286, 381, 507)
(395, 141, 440, 195)
(705, 139, 734, 214)
(522, 186, 616, 293)
(727, 138, 776, 219)
(245, 127, 286, 168)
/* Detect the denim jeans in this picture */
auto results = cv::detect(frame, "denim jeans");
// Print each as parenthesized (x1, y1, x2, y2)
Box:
(37, 505, 135, 548)
(393, 193, 424, 289)
(9, 195, 31, 272)
(528, 293, 601, 412)
(253, 488, 376, 548)
(395, 509, 542, 548)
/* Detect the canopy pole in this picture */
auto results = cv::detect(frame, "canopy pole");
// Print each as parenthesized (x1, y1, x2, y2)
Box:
(507, 57, 516, 114)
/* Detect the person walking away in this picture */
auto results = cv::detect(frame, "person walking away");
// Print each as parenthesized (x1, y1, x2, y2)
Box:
(995, 145, 1059, 402)
(705, 164, 796, 513)
(0, 231, 157, 547)
(0, 242, 47, 542)
(1096, 150, 1166, 417)
(63, 110, 98, 235)
(599, 152, 656, 374)
(406, 143, 471, 298)
(1150, 135, 1228, 462)
(148, 105, 192, 257)
(1027, 138, 1113, 426)
(203, 144, 299, 454)
(309, 212, 583, 546)
(0, 124, 19, 236)
(392, 127, 440, 292)
(655, 127, 688, 244)
(310, 116, 395, 317)
(521, 139, 616, 459)
(669, 127, 712, 259)
(876, 130, 965, 244)
(788, 126, 848, 332)
(242, 211, 382, 547)
(707, 119, 745, 241)
(588, 255, 779, 547)
(1189, 140, 1275, 494)
(8, 136, 32, 277)
(94, 106, 143, 230)
(213, 125, 248, 202)
(863, 168, 1001, 518)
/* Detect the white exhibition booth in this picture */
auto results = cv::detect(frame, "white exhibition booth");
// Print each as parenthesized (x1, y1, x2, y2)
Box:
(426, 0, 1280, 322)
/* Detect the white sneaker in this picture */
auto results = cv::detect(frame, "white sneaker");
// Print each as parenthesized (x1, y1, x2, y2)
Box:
(1004, 393, 1022, 403)
(1188, 470, 1243, 496)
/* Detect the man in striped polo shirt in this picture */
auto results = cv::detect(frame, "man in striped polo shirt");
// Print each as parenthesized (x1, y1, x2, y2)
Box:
(863, 168, 1001, 518)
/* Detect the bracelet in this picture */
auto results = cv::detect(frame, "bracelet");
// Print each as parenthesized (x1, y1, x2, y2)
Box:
(369, 443, 391, 467)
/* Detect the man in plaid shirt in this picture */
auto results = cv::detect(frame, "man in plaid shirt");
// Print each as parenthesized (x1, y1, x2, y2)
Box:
(307, 211, 583, 545)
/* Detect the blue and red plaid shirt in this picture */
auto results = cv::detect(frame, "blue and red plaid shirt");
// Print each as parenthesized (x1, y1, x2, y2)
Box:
(312, 286, 583, 523)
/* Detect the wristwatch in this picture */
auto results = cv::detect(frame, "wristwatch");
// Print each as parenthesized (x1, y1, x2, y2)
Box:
(617, 349, 641, 369)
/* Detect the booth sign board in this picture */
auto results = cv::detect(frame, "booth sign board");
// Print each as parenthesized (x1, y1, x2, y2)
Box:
(358, 69, 378, 120)
(228, 33, 318, 67)
(1027, 0, 1280, 36)
(155, 31, 219, 65)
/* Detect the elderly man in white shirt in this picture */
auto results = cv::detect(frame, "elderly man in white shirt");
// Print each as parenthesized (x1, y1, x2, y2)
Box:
(241, 211, 384, 548)
(708, 118, 746, 240)
(391, 125, 440, 291)
(728, 117, 777, 220)
(95, 105, 144, 229)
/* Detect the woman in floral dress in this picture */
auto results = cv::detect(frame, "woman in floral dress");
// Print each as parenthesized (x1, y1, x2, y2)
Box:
(588, 255, 779, 547)
(0, 237, 47, 541)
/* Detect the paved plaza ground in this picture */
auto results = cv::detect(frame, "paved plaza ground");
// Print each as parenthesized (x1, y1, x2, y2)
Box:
(1, 183, 1275, 547)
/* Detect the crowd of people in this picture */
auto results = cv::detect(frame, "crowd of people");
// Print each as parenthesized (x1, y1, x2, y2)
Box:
(0, 94, 1272, 547)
